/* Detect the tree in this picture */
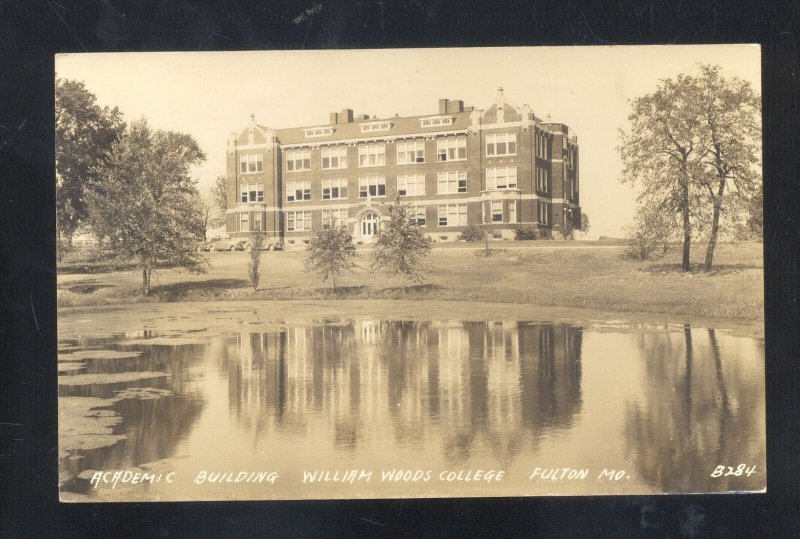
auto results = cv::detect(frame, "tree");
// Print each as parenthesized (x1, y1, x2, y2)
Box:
(619, 73, 704, 271)
(87, 118, 208, 295)
(304, 222, 358, 291)
(56, 79, 125, 245)
(580, 213, 591, 236)
(209, 175, 228, 229)
(193, 192, 213, 242)
(693, 65, 762, 270)
(370, 196, 432, 291)
(248, 230, 265, 290)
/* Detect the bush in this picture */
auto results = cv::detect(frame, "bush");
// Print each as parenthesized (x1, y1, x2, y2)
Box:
(247, 231, 265, 290)
(515, 225, 541, 241)
(624, 221, 671, 261)
(461, 224, 486, 242)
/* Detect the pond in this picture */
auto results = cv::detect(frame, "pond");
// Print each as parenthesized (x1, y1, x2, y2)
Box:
(58, 304, 765, 501)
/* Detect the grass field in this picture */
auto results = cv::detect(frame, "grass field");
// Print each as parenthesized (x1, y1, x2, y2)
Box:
(57, 241, 763, 320)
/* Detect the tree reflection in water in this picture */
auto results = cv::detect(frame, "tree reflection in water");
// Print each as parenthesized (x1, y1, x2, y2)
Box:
(220, 320, 583, 468)
(625, 326, 765, 492)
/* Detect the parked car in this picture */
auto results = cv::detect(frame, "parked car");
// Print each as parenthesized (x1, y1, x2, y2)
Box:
(197, 238, 246, 252)
(240, 240, 284, 252)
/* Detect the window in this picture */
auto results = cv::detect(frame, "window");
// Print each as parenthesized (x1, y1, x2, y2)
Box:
(420, 116, 454, 128)
(397, 173, 425, 196)
(437, 204, 467, 227)
(240, 154, 263, 174)
(509, 200, 516, 223)
(322, 178, 348, 200)
(240, 184, 264, 203)
(486, 132, 517, 156)
(411, 205, 426, 226)
(359, 176, 386, 198)
(304, 127, 333, 138)
(396, 141, 425, 164)
(253, 212, 263, 231)
(286, 149, 311, 172)
(491, 200, 503, 222)
(538, 201, 550, 225)
(536, 167, 549, 192)
(486, 167, 518, 190)
(322, 208, 348, 228)
(436, 137, 467, 161)
(358, 143, 386, 167)
(321, 146, 347, 169)
(437, 171, 467, 194)
(286, 211, 312, 232)
(360, 122, 391, 133)
(536, 132, 551, 159)
(286, 180, 311, 202)
(240, 212, 249, 232)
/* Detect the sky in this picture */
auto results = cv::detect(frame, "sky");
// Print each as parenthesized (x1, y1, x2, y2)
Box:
(56, 45, 760, 239)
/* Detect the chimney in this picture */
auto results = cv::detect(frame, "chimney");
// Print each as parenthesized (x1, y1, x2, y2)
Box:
(329, 112, 338, 124)
(439, 98, 449, 114)
(446, 99, 464, 113)
(339, 108, 353, 123)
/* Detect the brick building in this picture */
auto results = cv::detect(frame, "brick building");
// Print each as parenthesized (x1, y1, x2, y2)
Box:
(225, 88, 580, 248)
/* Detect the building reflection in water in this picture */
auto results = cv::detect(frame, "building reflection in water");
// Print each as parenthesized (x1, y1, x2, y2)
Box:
(624, 325, 765, 492)
(220, 320, 583, 467)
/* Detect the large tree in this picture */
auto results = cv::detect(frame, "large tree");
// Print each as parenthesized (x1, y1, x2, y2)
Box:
(87, 119, 208, 295)
(304, 221, 358, 291)
(209, 174, 228, 229)
(693, 65, 762, 270)
(55, 78, 125, 244)
(370, 196, 432, 291)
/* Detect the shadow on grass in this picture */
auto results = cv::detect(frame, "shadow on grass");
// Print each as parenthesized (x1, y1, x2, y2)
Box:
(378, 284, 445, 295)
(641, 262, 762, 275)
(58, 279, 117, 294)
(153, 278, 249, 300)
(316, 285, 368, 297)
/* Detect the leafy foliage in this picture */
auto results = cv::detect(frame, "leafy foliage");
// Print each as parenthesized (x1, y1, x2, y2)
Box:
(304, 223, 358, 290)
(209, 175, 228, 229)
(623, 208, 673, 261)
(579, 213, 590, 235)
(370, 196, 432, 290)
(515, 225, 541, 241)
(460, 224, 486, 242)
(56, 78, 125, 243)
(87, 118, 208, 295)
(248, 230, 265, 290)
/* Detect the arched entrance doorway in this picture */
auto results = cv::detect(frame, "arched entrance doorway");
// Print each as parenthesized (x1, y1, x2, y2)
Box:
(360, 211, 380, 242)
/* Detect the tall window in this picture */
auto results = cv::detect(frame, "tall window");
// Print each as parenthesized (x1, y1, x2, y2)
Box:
(239, 212, 249, 231)
(359, 176, 386, 198)
(286, 149, 311, 172)
(491, 200, 503, 222)
(286, 211, 312, 232)
(253, 212, 263, 231)
(411, 205, 426, 226)
(437, 204, 467, 226)
(536, 167, 549, 192)
(322, 208, 348, 228)
(486, 132, 517, 156)
(509, 200, 516, 223)
(485, 167, 518, 190)
(396, 141, 425, 164)
(436, 137, 466, 162)
(358, 143, 386, 167)
(538, 201, 550, 225)
(437, 171, 467, 194)
(286, 180, 311, 202)
(240, 154, 263, 174)
(321, 146, 347, 169)
(322, 178, 348, 200)
(240, 184, 264, 203)
(397, 173, 425, 196)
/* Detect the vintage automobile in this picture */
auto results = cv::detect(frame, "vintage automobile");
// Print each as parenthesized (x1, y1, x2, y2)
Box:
(197, 237, 246, 252)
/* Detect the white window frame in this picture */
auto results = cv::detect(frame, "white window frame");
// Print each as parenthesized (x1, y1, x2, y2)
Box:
(436, 137, 467, 162)
(536, 167, 549, 192)
(240, 153, 263, 174)
(304, 127, 333, 138)
(358, 143, 386, 167)
(358, 176, 386, 198)
(322, 208, 348, 228)
(321, 146, 347, 169)
(253, 212, 263, 231)
(396, 141, 426, 164)
(397, 173, 426, 196)
(411, 205, 426, 226)
(420, 116, 454, 128)
(437, 204, 467, 227)
(286, 180, 311, 202)
(538, 201, 550, 225)
(360, 122, 392, 133)
(240, 183, 264, 203)
(437, 171, 467, 194)
(321, 178, 348, 200)
(285, 149, 311, 172)
(486, 132, 517, 157)
(509, 200, 516, 223)
(486, 166, 518, 190)
(240, 212, 249, 232)
(491, 200, 503, 222)
(286, 210, 312, 232)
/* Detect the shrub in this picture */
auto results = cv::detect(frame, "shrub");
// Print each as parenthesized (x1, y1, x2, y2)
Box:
(623, 220, 671, 261)
(460, 224, 486, 242)
(515, 225, 541, 241)
(247, 230, 265, 290)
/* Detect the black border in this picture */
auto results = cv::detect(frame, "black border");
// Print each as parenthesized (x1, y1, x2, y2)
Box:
(1, 1, 798, 536)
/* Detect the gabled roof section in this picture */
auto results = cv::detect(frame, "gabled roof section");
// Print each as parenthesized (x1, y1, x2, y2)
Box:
(481, 87, 522, 124)
(231, 113, 273, 146)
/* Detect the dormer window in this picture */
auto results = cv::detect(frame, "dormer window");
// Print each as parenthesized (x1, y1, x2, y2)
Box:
(420, 116, 454, 128)
(304, 127, 333, 138)
(360, 122, 391, 133)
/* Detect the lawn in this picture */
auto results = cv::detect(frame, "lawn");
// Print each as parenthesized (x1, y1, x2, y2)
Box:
(57, 241, 764, 320)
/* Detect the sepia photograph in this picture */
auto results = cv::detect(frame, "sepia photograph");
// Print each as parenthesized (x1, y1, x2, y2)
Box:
(55, 45, 764, 502)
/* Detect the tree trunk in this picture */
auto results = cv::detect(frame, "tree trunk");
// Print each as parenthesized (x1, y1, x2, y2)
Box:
(142, 268, 150, 296)
(681, 181, 691, 272)
(332, 273, 336, 291)
(704, 180, 726, 271)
